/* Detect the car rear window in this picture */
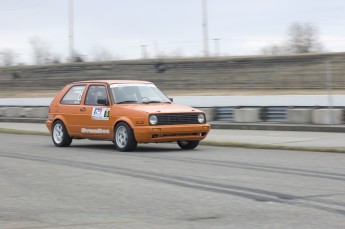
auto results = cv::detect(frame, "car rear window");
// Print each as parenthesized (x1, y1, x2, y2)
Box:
(61, 85, 86, 105)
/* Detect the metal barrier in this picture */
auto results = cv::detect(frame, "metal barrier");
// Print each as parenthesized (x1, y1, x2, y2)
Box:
(215, 107, 235, 121)
(215, 106, 287, 122)
(261, 107, 287, 122)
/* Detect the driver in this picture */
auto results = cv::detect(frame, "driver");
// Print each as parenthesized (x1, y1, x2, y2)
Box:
(118, 86, 138, 102)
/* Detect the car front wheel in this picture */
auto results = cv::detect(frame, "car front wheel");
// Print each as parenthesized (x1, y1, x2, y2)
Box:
(114, 122, 137, 152)
(177, 140, 199, 150)
(52, 120, 73, 147)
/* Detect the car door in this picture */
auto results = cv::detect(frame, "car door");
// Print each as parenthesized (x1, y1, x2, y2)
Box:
(78, 84, 113, 139)
(59, 84, 87, 136)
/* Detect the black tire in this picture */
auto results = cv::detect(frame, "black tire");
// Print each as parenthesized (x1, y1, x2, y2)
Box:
(114, 122, 137, 152)
(52, 120, 72, 147)
(177, 140, 199, 150)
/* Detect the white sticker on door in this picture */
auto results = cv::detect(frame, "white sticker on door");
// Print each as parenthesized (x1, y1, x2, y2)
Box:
(92, 108, 110, 120)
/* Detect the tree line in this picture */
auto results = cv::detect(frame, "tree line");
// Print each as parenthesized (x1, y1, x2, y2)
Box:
(0, 22, 323, 67)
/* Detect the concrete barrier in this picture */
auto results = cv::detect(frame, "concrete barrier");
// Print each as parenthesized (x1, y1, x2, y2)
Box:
(197, 107, 215, 122)
(312, 109, 344, 125)
(235, 108, 261, 123)
(23, 107, 49, 118)
(2, 107, 25, 118)
(287, 109, 312, 124)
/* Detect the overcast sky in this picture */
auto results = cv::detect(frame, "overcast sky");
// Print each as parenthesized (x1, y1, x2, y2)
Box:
(1, 0, 345, 64)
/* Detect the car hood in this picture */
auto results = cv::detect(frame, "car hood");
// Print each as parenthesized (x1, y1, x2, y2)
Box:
(119, 103, 202, 114)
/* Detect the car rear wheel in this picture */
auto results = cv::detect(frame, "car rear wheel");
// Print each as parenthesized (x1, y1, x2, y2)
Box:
(114, 122, 137, 152)
(177, 140, 199, 150)
(52, 120, 72, 147)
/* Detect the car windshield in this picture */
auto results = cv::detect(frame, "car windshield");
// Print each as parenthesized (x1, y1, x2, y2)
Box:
(110, 83, 171, 104)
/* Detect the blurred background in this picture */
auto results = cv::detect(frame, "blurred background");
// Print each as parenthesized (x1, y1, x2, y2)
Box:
(0, 0, 345, 97)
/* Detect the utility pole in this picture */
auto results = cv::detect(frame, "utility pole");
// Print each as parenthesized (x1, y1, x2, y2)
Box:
(141, 45, 147, 59)
(69, 0, 74, 62)
(202, 0, 209, 57)
(213, 38, 220, 56)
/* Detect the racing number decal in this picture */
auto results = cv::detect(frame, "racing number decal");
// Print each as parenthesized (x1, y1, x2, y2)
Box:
(104, 110, 110, 118)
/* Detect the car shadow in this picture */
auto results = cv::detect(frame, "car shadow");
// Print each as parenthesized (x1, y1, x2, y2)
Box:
(69, 142, 183, 153)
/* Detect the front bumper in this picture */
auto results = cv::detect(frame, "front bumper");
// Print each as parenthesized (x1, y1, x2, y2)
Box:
(133, 124, 211, 143)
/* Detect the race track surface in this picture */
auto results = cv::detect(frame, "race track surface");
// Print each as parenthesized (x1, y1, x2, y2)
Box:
(1, 133, 345, 229)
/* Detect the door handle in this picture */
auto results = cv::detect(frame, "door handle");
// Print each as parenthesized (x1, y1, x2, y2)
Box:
(80, 107, 86, 112)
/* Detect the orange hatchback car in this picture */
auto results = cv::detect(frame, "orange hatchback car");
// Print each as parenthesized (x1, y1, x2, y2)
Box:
(46, 80, 210, 151)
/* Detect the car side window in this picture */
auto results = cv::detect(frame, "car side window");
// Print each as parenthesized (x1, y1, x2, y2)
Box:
(85, 85, 108, 106)
(61, 85, 86, 105)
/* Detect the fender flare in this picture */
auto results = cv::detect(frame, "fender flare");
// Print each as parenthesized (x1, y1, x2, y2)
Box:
(52, 115, 71, 134)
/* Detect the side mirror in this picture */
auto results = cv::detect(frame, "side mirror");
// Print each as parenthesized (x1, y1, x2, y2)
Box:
(169, 98, 174, 102)
(97, 97, 108, 105)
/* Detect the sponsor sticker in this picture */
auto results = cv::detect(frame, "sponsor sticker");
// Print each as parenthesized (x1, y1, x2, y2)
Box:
(81, 128, 110, 134)
(92, 108, 110, 120)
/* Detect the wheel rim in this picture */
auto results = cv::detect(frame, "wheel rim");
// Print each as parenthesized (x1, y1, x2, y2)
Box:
(53, 123, 64, 144)
(116, 126, 128, 148)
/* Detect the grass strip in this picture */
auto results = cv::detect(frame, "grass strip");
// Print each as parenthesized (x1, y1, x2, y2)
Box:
(0, 128, 50, 136)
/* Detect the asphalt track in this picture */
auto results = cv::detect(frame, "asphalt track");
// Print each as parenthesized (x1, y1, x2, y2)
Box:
(1, 133, 345, 229)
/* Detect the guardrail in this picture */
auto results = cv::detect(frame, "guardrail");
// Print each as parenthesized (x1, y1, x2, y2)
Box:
(3, 95, 345, 107)
(1, 106, 344, 125)
(215, 107, 235, 121)
(261, 107, 287, 122)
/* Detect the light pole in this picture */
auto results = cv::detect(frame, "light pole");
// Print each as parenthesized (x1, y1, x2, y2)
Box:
(69, 0, 74, 62)
(213, 38, 220, 56)
(325, 61, 334, 124)
(153, 42, 160, 59)
(202, 0, 209, 57)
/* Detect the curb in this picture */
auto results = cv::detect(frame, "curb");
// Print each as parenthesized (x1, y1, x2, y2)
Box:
(210, 122, 345, 133)
(0, 118, 46, 123)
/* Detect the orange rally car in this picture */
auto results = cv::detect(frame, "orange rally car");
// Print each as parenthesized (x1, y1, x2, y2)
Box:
(46, 80, 210, 151)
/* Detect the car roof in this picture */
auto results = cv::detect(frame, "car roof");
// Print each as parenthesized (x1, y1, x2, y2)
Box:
(72, 80, 152, 85)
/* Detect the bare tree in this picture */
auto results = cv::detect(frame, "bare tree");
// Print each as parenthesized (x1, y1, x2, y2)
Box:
(260, 44, 288, 55)
(261, 22, 323, 55)
(90, 46, 113, 61)
(50, 54, 62, 64)
(166, 49, 185, 58)
(71, 51, 86, 62)
(287, 22, 322, 54)
(1, 48, 17, 66)
(29, 36, 51, 65)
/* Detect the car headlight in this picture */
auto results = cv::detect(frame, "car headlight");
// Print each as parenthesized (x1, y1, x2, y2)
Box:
(149, 115, 158, 125)
(198, 114, 205, 123)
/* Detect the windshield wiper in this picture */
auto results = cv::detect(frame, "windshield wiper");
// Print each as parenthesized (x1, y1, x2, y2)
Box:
(141, 100, 161, 104)
(148, 101, 162, 103)
(135, 100, 172, 104)
(117, 100, 138, 104)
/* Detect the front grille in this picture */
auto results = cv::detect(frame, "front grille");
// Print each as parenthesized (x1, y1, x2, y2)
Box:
(156, 113, 200, 125)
